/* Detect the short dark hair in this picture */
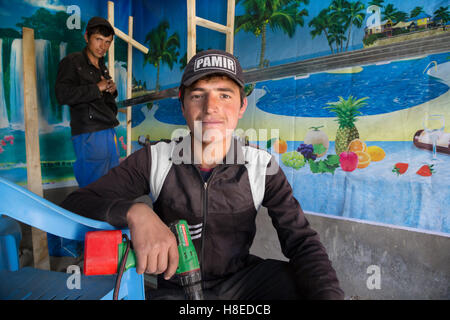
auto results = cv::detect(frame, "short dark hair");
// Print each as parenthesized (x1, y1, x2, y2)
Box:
(87, 25, 114, 39)
(179, 73, 246, 108)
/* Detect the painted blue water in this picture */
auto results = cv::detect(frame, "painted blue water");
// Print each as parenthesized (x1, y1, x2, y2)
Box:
(149, 52, 449, 125)
(256, 52, 449, 117)
(154, 98, 186, 125)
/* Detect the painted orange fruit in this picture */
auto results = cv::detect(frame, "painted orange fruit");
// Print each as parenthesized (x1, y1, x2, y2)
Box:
(273, 139, 288, 154)
(348, 139, 367, 153)
(355, 151, 371, 169)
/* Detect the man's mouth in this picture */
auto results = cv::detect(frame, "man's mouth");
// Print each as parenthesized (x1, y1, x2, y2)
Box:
(202, 119, 223, 125)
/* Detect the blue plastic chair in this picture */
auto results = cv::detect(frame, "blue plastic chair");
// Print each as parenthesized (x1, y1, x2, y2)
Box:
(0, 177, 145, 300)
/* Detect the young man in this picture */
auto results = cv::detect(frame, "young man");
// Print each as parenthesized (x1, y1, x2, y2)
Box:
(53, 17, 119, 257)
(61, 50, 344, 299)
(55, 16, 120, 188)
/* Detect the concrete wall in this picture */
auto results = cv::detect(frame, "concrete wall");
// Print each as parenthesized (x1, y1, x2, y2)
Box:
(250, 207, 450, 300)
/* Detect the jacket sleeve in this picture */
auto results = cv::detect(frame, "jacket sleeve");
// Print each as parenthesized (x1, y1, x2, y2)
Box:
(262, 157, 344, 300)
(55, 56, 103, 106)
(60, 144, 152, 228)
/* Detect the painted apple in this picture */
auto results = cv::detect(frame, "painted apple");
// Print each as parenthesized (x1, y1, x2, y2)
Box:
(339, 151, 358, 172)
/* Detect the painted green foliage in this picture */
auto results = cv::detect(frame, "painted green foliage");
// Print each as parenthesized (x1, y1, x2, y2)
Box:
(143, 20, 180, 93)
(235, 0, 309, 68)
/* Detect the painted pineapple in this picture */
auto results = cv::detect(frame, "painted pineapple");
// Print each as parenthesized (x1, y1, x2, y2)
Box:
(325, 96, 368, 155)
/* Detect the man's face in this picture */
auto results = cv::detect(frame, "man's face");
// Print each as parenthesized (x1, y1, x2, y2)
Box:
(182, 76, 247, 144)
(84, 33, 113, 59)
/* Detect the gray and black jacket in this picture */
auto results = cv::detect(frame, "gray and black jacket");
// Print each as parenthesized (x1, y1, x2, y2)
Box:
(61, 136, 343, 299)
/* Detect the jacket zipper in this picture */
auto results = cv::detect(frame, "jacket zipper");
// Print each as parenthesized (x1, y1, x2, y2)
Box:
(193, 165, 217, 288)
(201, 181, 208, 288)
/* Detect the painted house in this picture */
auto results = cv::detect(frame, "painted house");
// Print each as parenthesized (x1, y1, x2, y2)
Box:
(364, 19, 393, 36)
(407, 12, 432, 28)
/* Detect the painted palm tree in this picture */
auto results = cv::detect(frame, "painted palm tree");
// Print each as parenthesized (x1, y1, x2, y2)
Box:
(143, 20, 180, 93)
(343, 1, 366, 51)
(410, 6, 424, 19)
(433, 6, 450, 29)
(328, 23, 347, 53)
(235, 0, 309, 68)
(367, 0, 384, 7)
(382, 4, 407, 24)
(309, 8, 335, 54)
(329, 0, 352, 52)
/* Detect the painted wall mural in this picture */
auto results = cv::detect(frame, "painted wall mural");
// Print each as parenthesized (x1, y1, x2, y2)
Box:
(0, 0, 449, 234)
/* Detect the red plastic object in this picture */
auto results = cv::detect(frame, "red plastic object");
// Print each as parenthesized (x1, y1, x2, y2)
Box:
(84, 230, 122, 275)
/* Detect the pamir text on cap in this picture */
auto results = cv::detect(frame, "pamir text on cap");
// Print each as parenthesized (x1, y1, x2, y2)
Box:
(194, 54, 236, 74)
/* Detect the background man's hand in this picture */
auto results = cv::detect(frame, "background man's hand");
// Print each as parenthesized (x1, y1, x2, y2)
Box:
(97, 76, 117, 94)
(126, 203, 179, 280)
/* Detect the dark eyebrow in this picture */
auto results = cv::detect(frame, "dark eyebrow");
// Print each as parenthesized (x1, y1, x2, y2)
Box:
(189, 87, 235, 93)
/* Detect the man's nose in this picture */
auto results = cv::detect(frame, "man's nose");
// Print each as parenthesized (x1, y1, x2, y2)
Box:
(204, 94, 219, 113)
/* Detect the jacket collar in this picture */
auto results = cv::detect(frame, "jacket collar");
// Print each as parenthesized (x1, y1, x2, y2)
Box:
(82, 47, 112, 80)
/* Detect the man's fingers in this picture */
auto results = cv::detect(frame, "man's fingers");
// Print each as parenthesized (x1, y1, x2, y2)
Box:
(134, 251, 147, 275)
(164, 244, 179, 280)
(146, 249, 159, 274)
(157, 250, 169, 274)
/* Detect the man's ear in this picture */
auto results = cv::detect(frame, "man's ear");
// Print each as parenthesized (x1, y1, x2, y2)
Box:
(84, 32, 89, 44)
(238, 97, 248, 119)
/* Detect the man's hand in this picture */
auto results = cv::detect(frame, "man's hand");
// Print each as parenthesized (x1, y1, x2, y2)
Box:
(97, 76, 117, 94)
(126, 203, 179, 280)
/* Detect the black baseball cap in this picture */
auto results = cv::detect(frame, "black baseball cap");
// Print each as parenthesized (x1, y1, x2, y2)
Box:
(86, 17, 115, 35)
(181, 49, 244, 88)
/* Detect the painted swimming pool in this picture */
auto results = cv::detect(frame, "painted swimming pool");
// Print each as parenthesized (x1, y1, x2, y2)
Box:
(255, 52, 449, 117)
(150, 52, 449, 124)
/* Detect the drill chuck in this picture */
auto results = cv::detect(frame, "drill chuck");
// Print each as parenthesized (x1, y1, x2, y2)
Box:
(179, 270, 204, 300)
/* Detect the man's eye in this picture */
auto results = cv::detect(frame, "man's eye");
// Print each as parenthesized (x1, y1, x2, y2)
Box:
(221, 94, 231, 99)
(192, 94, 203, 100)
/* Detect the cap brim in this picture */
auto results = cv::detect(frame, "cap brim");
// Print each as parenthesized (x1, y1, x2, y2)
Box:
(182, 70, 244, 88)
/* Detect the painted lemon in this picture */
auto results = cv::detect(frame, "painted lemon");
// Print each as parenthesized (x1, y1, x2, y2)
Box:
(355, 151, 371, 169)
(367, 146, 385, 162)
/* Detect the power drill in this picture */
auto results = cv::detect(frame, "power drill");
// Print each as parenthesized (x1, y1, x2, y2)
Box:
(83, 219, 203, 300)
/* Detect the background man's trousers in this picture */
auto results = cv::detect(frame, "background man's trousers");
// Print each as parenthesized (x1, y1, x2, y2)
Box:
(47, 128, 120, 257)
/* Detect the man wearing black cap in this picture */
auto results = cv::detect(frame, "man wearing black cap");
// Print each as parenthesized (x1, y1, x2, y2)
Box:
(53, 17, 119, 257)
(61, 49, 344, 299)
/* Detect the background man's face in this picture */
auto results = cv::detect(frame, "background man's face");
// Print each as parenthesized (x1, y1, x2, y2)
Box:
(84, 33, 113, 59)
(182, 76, 247, 144)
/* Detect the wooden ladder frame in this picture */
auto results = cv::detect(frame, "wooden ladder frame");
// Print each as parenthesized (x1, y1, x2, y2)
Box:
(187, 0, 236, 61)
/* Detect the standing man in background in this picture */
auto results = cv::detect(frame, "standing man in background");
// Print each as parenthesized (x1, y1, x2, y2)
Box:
(53, 17, 120, 257)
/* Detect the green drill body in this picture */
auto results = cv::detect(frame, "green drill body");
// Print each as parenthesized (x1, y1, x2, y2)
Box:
(117, 219, 203, 300)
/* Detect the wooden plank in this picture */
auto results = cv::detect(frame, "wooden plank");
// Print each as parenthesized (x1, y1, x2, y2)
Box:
(108, 1, 115, 82)
(196, 17, 230, 34)
(126, 16, 133, 156)
(226, 0, 235, 53)
(114, 28, 149, 54)
(22, 27, 50, 270)
(187, 0, 196, 61)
